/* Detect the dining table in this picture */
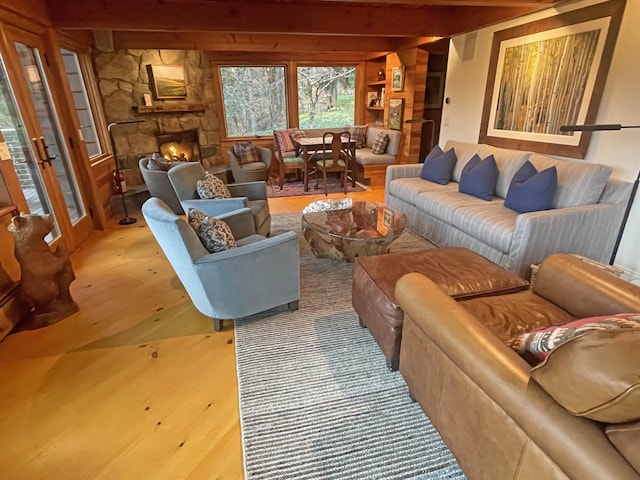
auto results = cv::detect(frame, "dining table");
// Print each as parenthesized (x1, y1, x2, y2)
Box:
(293, 136, 357, 192)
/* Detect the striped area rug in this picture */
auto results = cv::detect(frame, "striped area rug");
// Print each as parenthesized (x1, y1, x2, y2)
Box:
(234, 212, 465, 480)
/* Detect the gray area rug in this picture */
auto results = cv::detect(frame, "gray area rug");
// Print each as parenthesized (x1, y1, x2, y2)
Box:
(234, 212, 466, 480)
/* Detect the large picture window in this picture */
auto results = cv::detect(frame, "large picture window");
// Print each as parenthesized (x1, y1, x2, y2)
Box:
(220, 66, 287, 137)
(297, 66, 355, 129)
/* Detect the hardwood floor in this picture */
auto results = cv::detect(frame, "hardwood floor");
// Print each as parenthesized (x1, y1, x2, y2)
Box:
(0, 186, 384, 480)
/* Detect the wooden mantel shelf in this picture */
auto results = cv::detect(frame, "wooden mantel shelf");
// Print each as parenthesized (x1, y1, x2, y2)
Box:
(134, 103, 206, 114)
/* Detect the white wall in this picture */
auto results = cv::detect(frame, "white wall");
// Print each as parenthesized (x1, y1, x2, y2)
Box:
(440, 0, 640, 276)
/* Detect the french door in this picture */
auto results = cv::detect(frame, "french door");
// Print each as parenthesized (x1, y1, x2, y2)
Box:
(0, 25, 93, 249)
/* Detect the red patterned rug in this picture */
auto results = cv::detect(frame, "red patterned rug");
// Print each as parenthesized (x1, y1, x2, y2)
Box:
(267, 177, 368, 198)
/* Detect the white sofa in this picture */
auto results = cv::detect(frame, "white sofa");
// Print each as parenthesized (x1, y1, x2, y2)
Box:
(385, 140, 632, 278)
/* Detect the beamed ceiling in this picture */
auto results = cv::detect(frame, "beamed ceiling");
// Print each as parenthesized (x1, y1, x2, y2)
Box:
(45, 0, 566, 59)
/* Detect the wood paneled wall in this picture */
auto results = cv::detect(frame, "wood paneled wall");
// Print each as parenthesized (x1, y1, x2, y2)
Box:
(386, 48, 429, 164)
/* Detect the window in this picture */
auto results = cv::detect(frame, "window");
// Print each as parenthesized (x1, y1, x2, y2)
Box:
(60, 48, 102, 158)
(297, 66, 356, 129)
(220, 66, 287, 137)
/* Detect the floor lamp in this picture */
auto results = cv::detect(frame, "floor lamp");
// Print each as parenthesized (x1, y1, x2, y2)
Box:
(560, 123, 640, 265)
(107, 120, 145, 225)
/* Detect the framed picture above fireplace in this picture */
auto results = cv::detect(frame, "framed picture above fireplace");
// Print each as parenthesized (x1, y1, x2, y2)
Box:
(149, 64, 187, 99)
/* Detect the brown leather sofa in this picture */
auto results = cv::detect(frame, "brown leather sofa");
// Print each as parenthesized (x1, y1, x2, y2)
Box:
(396, 254, 640, 480)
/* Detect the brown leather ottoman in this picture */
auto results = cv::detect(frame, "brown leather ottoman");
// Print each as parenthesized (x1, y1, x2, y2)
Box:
(352, 247, 529, 370)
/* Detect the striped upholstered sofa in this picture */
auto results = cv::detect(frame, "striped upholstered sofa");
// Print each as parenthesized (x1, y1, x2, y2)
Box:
(385, 140, 632, 278)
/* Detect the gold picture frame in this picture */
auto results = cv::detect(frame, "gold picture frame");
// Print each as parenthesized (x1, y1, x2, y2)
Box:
(149, 64, 187, 100)
(388, 98, 404, 130)
(478, 0, 625, 158)
(391, 65, 405, 92)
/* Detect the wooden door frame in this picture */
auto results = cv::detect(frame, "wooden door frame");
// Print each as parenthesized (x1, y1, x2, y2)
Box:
(0, 23, 94, 251)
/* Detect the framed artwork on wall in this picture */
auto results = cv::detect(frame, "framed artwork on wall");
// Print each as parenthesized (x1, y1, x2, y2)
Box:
(388, 98, 404, 130)
(367, 91, 381, 108)
(391, 65, 405, 92)
(149, 64, 187, 99)
(425, 72, 445, 109)
(478, 0, 625, 158)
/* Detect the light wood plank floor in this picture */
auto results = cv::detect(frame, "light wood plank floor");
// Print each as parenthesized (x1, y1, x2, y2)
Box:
(0, 186, 384, 480)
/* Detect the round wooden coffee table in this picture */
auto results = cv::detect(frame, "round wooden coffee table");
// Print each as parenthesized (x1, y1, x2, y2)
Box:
(301, 198, 407, 262)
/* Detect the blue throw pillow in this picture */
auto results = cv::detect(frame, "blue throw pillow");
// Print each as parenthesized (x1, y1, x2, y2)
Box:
(505, 161, 558, 213)
(420, 146, 457, 184)
(458, 154, 498, 201)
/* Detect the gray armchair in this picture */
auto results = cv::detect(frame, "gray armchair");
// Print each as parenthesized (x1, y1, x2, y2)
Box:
(228, 145, 272, 183)
(139, 157, 188, 214)
(168, 162, 271, 236)
(142, 197, 300, 331)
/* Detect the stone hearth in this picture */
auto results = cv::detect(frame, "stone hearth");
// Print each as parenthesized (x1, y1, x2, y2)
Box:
(94, 48, 222, 188)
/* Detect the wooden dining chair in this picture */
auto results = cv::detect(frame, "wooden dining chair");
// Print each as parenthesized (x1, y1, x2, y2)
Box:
(314, 131, 354, 195)
(272, 131, 305, 189)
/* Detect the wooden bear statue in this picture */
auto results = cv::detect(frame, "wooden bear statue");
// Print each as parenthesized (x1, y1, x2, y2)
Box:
(7, 213, 78, 329)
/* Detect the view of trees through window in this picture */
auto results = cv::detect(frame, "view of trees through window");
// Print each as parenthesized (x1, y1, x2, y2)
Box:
(219, 65, 356, 137)
(297, 66, 355, 128)
(220, 66, 288, 137)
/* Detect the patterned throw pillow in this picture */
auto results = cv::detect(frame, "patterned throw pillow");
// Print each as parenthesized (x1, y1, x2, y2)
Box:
(290, 129, 306, 141)
(233, 141, 259, 165)
(196, 171, 231, 199)
(507, 313, 640, 361)
(371, 132, 389, 154)
(188, 208, 237, 253)
(147, 157, 177, 171)
(274, 128, 297, 152)
(344, 125, 368, 148)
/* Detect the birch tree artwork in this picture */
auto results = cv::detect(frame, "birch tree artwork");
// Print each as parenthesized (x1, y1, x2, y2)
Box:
(493, 29, 600, 135)
(480, 0, 624, 158)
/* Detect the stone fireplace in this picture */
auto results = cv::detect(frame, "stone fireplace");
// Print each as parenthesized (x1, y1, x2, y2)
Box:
(156, 129, 201, 163)
(93, 48, 222, 188)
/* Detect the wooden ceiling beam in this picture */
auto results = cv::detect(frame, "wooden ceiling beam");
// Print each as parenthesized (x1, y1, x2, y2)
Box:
(46, 0, 537, 37)
(112, 31, 398, 53)
(316, 0, 558, 6)
(206, 51, 371, 63)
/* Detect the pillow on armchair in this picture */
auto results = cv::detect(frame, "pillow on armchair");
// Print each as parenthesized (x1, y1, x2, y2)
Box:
(233, 141, 259, 165)
(147, 156, 178, 171)
(188, 208, 237, 253)
(197, 171, 231, 199)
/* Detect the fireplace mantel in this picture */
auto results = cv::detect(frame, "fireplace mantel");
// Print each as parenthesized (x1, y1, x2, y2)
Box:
(134, 103, 206, 114)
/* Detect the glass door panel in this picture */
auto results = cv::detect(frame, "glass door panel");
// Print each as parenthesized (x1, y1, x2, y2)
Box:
(0, 25, 94, 250)
(0, 55, 60, 241)
(15, 42, 85, 225)
(60, 48, 102, 158)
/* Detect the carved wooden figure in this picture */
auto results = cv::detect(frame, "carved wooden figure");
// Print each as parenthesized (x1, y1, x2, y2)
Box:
(7, 213, 78, 328)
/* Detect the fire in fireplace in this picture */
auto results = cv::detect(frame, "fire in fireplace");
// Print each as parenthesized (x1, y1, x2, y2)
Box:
(156, 129, 201, 163)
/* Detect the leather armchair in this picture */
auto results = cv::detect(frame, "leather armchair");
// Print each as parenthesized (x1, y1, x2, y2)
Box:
(141, 197, 300, 331)
(227, 145, 272, 183)
(168, 162, 271, 236)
